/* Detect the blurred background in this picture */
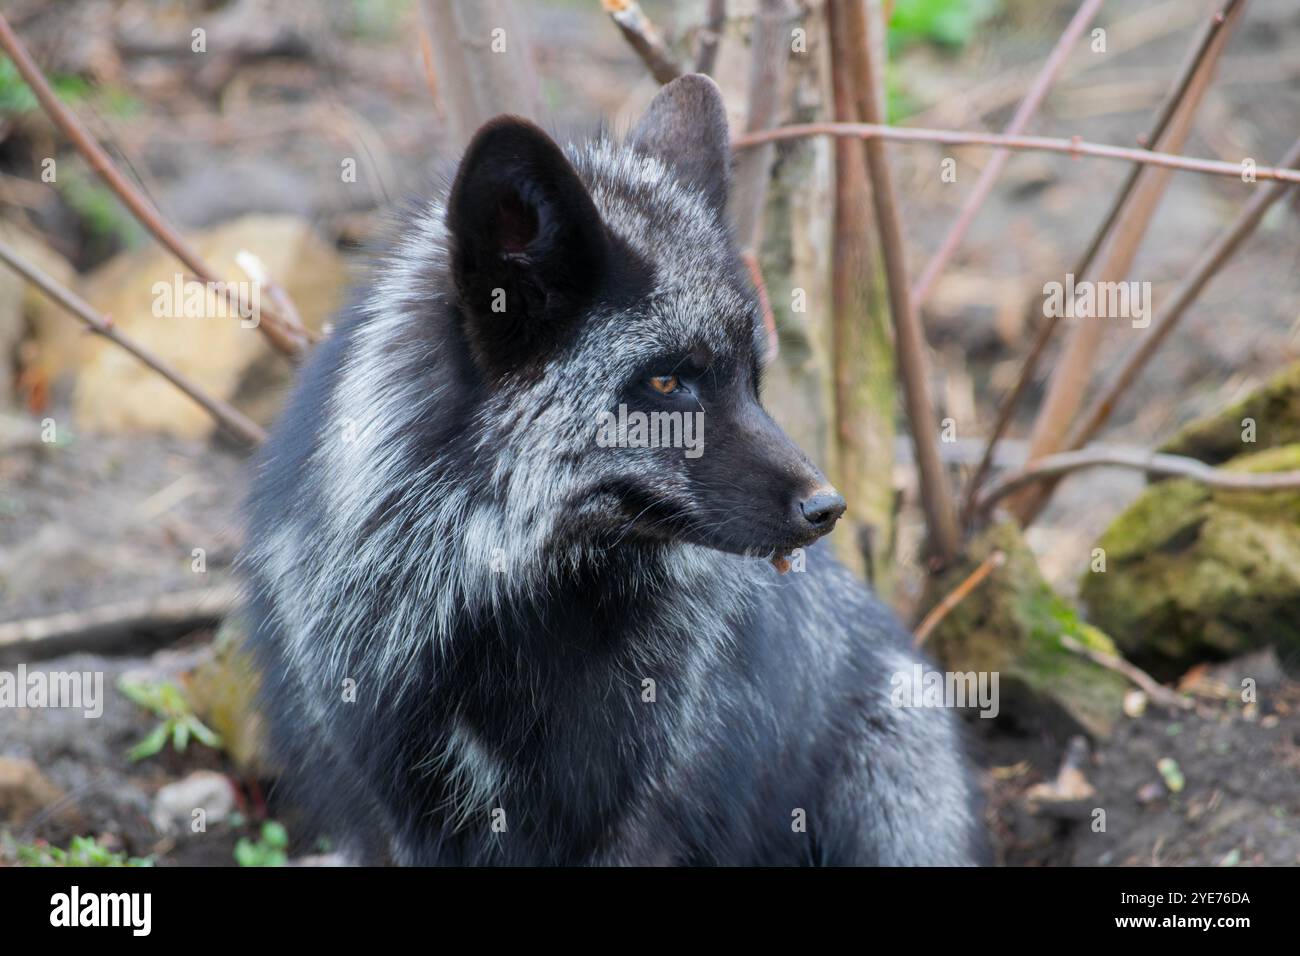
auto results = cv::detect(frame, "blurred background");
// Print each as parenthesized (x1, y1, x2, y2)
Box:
(1, 0, 1298, 867)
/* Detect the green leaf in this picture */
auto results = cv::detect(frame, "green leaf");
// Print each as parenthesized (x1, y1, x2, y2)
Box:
(126, 723, 169, 762)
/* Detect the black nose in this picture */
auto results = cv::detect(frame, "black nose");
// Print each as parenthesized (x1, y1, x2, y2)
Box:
(798, 489, 846, 531)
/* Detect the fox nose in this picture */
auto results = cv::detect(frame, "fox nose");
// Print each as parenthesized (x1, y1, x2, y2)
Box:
(797, 488, 846, 532)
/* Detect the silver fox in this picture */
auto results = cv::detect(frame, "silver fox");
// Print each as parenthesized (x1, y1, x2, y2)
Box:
(241, 75, 986, 865)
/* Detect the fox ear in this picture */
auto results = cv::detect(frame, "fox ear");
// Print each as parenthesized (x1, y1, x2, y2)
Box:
(628, 73, 730, 215)
(447, 117, 610, 371)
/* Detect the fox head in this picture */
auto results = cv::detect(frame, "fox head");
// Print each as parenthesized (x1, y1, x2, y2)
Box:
(314, 73, 842, 622)
(429, 74, 844, 564)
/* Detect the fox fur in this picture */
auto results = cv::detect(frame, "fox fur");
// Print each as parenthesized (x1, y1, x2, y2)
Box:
(241, 75, 986, 866)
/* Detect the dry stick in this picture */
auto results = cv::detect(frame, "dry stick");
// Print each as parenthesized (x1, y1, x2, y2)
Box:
(0, 238, 267, 448)
(827, 0, 896, 590)
(730, 0, 794, 251)
(741, 251, 778, 365)
(976, 447, 1300, 514)
(601, 0, 682, 84)
(841, 0, 960, 564)
(730, 122, 1297, 183)
(0, 13, 312, 359)
(694, 0, 727, 75)
(1058, 635, 1193, 711)
(1012, 138, 1300, 525)
(910, 0, 1106, 310)
(1006, 0, 1245, 523)
(958, 0, 1247, 525)
(0, 585, 238, 655)
(913, 550, 1006, 648)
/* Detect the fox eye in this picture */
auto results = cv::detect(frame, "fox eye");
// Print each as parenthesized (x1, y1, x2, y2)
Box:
(648, 375, 680, 395)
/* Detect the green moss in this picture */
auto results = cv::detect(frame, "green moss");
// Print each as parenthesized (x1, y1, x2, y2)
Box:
(1081, 444, 1300, 664)
(1161, 363, 1300, 464)
(925, 522, 1127, 737)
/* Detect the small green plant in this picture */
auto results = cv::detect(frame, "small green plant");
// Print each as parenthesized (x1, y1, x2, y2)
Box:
(118, 678, 223, 762)
(235, 821, 290, 867)
(16, 835, 152, 868)
(889, 0, 1000, 52)
(0, 57, 90, 116)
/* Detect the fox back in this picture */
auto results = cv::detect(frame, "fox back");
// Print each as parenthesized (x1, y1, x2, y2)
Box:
(242, 75, 985, 865)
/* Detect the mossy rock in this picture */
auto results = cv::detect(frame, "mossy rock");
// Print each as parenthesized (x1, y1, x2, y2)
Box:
(1161, 363, 1300, 464)
(1079, 444, 1300, 668)
(185, 617, 270, 776)
(924, 522, 1128, 738)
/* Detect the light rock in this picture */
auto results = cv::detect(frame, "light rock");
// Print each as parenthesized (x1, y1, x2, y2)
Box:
(66, 215, 345, 438)
(150, 769, 237, 834)
(0, 755, 83, 830)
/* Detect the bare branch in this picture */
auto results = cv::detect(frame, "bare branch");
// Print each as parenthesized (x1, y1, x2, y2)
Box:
(1005, 136, 1300, 522)
(1058, 635, 1193, 711)
(0, 13, 313, 358)
(423, 1, 542, 140)
(838, 0, 961, 564)
(911, 0, 1106, 309)
(731, 121, 1296, 183)
(959, 0, 1249, 525)
(730, 0, 795, 250)
(913, 550, 1005, 648)
(976, 447, 1300, 515)
(1008, 0, 1245, 523)
(601, 0, 682, 85)
(0, 237, 267, 448)
(0, 586, 237, 660)
(694, 0, 727, 75)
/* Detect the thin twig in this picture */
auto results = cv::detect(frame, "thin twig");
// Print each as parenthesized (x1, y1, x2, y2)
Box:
(1009, 0, 1245, 524)
(976, 447, 1300, 514)
(913, 550, 1006, 648)
(730, 0, 794, 251)
(694, 0, 727, 75)
(1058, 635, 1194, 711)
(741, 250, 778, 365)
(1010, 137, 1300, 524)
(0, 586, 238, 658)
(0, 12, 313, 358)
(0, 237, 267, 448)
(841, 0, 960, 564)
(601, 0, 682, 84)
(911, 0, 1106, 309)
(959, 0, 1248, 526)
(731, 122, 1298, 183)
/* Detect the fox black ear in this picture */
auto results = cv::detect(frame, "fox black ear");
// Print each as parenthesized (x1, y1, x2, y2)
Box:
(628, 73, 730, 215)
(447, 117, 610, 371)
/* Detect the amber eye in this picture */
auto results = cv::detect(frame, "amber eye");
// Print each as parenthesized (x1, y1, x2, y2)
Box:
(649, 375, 680, 395)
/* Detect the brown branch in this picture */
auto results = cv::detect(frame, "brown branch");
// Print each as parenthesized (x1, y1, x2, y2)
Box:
(913, 550, 1005, 648)
(0, 586, 237, 660)
(730, 122, 1298, 183)
(1009, 136, 1300, 522)
(975, 447, 1300, 515)
(693, 0, 727, 76)
(0, 237, 267, 448)
(1008, 0, 1245, 524)
(840, 0, 960, 565)
(958, 0, 1248, 526)
(601, 0, 682, 85)
(741, 250, 778, 365)
(910, 0, 1106, 309)
(0, 12, 313, 359)
(1058, 635, 1193, 711)
(730, 0, 794, 251)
